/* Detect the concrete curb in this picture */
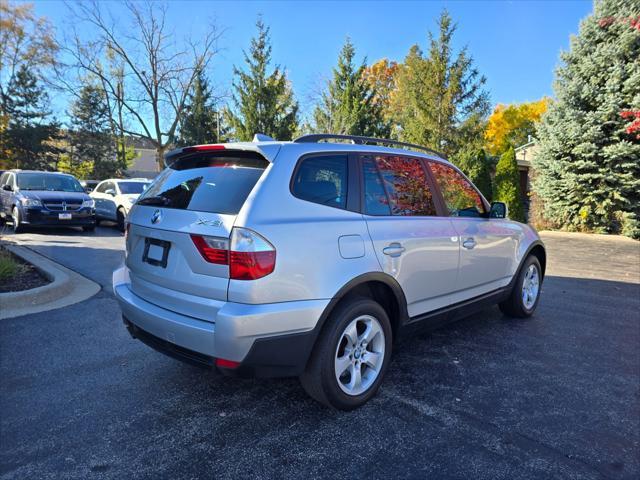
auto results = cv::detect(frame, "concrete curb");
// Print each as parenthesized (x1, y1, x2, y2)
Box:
(0, 243, 100, 319)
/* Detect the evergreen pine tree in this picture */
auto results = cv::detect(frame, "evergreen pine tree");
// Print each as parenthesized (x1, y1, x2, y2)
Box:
(179, 70, 222, 145)
(391, 10, 489, 158)
(533, 0, 640, 238)
(455, 148, 493, 201)
(227, 19, 298, 141)
(4, 66, 60, 170)
(494, 147, 525, 222)
(313, 39, 390, 137)
(69, 84, 115, 179)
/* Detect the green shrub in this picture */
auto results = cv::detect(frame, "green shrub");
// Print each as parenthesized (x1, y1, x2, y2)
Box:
(0, 249, 23, 281)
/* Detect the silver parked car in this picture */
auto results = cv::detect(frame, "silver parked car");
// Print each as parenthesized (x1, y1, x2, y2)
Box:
(113, 134, 546, 410)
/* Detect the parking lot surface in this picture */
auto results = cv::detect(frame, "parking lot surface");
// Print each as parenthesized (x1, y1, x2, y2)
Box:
(1, 227, 639, 479)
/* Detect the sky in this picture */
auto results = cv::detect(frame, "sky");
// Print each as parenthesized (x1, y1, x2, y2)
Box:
(32, 0, 594, 121)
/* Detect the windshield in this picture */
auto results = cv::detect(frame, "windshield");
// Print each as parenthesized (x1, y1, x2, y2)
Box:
(118, 181, 149, 195)
(17, 173, 84, 192)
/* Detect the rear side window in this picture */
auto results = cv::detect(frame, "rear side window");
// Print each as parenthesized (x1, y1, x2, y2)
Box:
(427, 161, 486, 217)
(291, 155, 348, 209)
(137, 153, 268, 215)
(363, 155, 437, 216)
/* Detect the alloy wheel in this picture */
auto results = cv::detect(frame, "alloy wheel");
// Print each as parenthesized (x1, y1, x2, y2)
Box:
(334, 315, 385, 396)
(522, 264, 540, 310)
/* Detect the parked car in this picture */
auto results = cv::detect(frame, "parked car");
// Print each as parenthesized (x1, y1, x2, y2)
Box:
(80, 179, 99, 193)
(112, 134, 546, 410)
(90, 178, 151, 231)
(0, 170, 96, 233)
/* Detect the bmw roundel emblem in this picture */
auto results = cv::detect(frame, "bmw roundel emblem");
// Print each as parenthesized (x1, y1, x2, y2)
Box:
(151, 209, 162, 224)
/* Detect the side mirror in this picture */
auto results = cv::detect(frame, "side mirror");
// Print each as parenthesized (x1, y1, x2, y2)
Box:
(490, 202, 507, 219)
(84, 187, 94, 193)
(105, 189, 116, 197)
(2, 184, 13, 191)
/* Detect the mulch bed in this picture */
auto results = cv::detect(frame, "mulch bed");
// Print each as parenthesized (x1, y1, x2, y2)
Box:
(0, 249, 51, 293)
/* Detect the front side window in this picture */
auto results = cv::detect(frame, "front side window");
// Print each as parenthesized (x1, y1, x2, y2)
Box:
(0, 173, 8, 187)
(428, 161, 485, 217)
(291, 155, 348, 209)
(17, 173, 84, 192)
(363, 155, 437, 216)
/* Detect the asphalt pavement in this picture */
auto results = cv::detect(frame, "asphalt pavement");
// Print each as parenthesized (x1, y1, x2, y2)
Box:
(1, 226, 639, 479)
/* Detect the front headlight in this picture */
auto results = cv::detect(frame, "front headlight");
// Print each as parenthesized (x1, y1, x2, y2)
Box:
(82, 199, 95, 208)
(20, 198, 42, 208)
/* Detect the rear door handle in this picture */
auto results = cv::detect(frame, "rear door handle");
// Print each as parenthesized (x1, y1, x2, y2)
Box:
(383, 242, 405, 257)
(462, 237, 476, 250)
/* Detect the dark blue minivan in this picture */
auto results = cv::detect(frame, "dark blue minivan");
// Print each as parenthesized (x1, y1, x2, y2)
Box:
(0, 170, 96, 233)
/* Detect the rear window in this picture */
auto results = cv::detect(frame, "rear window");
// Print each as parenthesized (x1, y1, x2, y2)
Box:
(137, 153, 268, 215)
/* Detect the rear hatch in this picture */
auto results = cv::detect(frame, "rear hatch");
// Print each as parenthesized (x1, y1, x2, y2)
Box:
(125, 149, 269, 321)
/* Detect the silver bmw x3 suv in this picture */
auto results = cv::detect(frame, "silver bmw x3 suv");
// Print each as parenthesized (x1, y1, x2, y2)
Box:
(113, 134, 546, 410)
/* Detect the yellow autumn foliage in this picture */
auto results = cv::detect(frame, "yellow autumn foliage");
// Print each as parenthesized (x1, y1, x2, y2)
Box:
(485, 98, 549, 155)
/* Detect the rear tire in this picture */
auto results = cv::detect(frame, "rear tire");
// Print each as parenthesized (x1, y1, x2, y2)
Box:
(499, 255, 542, 318)
(116, 208, 126, 232)
(300, 297, 392, 410)
(12, 207, 23, 233)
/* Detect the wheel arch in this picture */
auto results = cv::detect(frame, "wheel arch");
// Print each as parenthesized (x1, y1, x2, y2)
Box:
(513, 240, 547, 287)
(316, 272, 409, 342)
(528, 243, 547, 278)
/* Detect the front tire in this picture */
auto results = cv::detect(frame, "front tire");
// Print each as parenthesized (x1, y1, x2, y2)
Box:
(116, 208, 126, 232)
(499, 255, 542, 318)
(300, 297, 392, 410)
(12, 206, 23, 233)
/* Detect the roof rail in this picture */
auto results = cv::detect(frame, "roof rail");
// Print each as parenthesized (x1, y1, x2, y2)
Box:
(293, 134, 446, 159)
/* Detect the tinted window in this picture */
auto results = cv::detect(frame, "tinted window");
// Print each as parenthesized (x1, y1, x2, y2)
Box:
(363, 157, 391, 215)
(118, 182, 149, 194)
(363, 155, 437, 216)
(291, 155, 348, 209)
(17, 173, 84, 192)
(428, 161, 485, 217)
(137, 154, 267, 215)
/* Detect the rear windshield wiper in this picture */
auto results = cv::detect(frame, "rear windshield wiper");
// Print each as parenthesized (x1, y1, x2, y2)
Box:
(137, 195, 170, 206)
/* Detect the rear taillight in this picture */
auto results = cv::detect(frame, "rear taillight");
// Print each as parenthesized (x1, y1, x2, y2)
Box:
(229, 228, 276, 280)
(190, 235, 229, 265)
(191, 228, 276, 280)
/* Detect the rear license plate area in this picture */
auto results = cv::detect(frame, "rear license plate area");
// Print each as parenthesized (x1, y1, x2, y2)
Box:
(143, 238, 171, 268)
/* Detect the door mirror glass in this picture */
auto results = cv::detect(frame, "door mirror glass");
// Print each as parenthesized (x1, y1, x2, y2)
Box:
(490, 201, 507, 219)
(105, 189, 116, 197)
(2, 184, 12, 191)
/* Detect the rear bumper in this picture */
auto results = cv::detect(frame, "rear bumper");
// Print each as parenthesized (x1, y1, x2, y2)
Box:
(113, 266, 329, 377)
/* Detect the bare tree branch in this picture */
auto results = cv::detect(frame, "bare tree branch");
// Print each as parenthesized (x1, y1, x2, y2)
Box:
(57, 0, 222, 169)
